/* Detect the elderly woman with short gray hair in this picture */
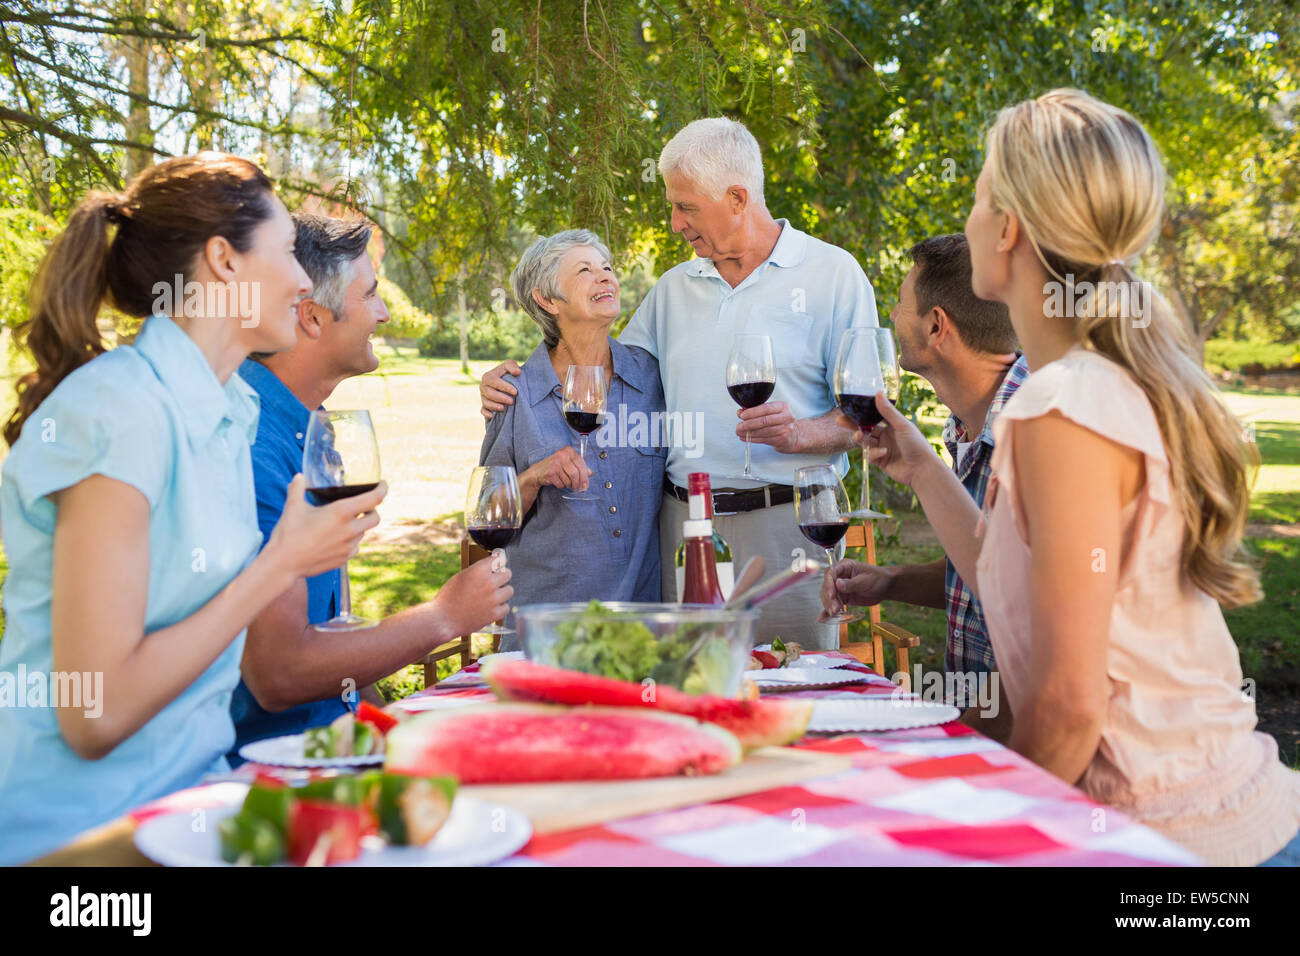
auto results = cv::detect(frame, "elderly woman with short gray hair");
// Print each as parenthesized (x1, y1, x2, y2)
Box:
(480, 230, 666, 645)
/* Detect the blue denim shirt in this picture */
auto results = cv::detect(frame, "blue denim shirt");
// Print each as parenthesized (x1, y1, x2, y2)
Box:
(480, 339, 666, 649)
(228, 360, 347, 759)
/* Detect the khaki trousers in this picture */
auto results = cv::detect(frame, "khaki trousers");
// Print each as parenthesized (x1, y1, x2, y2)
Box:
(658, 491, 841, 650)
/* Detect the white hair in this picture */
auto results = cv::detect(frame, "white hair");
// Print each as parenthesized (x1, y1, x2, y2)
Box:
(510, 229, 612, 348)
(658, 117, 766, 207)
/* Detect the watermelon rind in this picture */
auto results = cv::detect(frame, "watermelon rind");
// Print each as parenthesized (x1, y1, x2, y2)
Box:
(481, 657, 813, 749)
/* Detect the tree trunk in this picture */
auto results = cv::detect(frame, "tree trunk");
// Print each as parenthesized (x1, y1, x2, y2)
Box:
(457, 281, 470, 376)
(121, 1, 153, 181)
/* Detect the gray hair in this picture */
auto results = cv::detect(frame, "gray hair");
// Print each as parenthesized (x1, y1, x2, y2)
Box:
(510, 229, 612, 349)
(658, 117, 766, 207)
(291, 213, 373, 316)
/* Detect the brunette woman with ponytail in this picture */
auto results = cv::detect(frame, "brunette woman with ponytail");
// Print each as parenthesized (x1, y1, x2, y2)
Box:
(854, 91, 1298, 866)
(0, 153, 387, 863)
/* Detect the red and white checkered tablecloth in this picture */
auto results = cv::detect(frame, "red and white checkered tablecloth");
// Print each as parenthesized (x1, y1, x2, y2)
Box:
(384, 652, 1202, 867)
(129, 653, 1200, 866)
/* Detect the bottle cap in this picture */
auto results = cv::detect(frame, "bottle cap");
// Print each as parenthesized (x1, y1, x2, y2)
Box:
(683, 519, 713, 538)
(688, 473, 714, 519)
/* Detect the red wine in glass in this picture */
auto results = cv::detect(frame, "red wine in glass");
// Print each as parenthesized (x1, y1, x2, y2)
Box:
(794, 464, 862, 625)
(725, 333, 776, 480)
(834, 327, 901, 519)
(306, 482, 381, 505)
(727, 380, 775, 409)
(836, 394, 897, 431)
(467, 526, 518, 550)
(563, 410, 603, 434)
(562, 365, 607, 501)
(799, 520, 850, 549)
(465, 465, 523, 636)
(302, 409, 382, 632)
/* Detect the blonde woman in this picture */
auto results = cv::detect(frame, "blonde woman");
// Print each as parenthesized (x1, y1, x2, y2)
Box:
(856, 89, 1299, 865)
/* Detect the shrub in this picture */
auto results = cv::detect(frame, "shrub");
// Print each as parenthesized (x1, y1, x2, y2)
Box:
(418, 308, 541, 363)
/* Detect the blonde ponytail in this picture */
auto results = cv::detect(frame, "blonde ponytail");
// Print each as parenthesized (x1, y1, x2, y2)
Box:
(986, 89, 1261, 608)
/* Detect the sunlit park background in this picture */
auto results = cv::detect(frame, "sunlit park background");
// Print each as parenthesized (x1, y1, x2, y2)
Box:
(0, 2, 1297, 758)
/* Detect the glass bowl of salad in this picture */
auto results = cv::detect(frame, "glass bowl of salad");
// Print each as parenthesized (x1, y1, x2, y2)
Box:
(513, 600, 759, 697)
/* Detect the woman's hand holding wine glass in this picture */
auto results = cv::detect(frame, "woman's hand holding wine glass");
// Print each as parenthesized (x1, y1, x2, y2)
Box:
(855, 391, 942, 490)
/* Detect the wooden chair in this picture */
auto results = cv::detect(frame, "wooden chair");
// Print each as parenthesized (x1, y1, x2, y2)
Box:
(837, 521, 920, 690)
(419, 537, 499, 688)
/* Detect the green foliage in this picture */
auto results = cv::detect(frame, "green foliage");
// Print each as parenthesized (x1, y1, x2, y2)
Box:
(0, 208, 57, 331)
(1205, 340, 1300, 374)
(376, 273, 435, 339)
(417, 309, 540, 363)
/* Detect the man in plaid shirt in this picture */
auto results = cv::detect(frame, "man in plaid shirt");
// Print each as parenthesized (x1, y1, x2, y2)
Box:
(823, 234, 1026, 690)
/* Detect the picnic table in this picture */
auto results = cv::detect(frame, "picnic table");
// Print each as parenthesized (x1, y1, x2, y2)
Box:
(38, 651, 1201, 867)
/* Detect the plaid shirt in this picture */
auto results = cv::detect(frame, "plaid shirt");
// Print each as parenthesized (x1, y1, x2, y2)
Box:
(940, 354, 1030, 677)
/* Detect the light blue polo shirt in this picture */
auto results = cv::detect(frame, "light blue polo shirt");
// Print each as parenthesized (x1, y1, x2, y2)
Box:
(0, 313, 263, 864)
(619, 218, 879, 488)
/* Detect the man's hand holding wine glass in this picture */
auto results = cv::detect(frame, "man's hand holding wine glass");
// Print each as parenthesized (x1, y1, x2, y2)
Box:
(735, 401, 800, 453)
(265, 474, 387, 582)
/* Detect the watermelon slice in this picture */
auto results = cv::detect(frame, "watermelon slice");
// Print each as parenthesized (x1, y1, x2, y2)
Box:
(384, 703, 741, 783)
(481, 657, 813, 750)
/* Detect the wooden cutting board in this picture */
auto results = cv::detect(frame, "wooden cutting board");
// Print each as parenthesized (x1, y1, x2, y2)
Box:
(460, 746, 851, 835)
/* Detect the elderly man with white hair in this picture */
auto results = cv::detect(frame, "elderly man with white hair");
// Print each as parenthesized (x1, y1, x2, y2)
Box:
(482, 118, 877, 649)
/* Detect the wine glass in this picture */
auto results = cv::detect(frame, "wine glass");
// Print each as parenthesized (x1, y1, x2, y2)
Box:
(561, 365, 607, 501)
(302, 409, 382, 632)
(725, 333, 776, 480)
(834, 327, 901, 519)
(793, 464, 862, 624)
(464, 465, 522, 636)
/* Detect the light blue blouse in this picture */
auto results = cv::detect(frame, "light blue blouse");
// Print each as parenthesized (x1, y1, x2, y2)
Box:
(0, 314, 263, 863)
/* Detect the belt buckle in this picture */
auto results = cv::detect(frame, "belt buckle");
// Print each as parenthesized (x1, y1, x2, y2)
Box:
(711, 491, 741, 517)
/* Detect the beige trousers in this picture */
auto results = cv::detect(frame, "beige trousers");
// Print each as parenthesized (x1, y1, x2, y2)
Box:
(658, 491, 841, 650)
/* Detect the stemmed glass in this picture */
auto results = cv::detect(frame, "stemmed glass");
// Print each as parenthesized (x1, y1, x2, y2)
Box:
(725, 333, 776, 480)
(464, 465, 522, 636)
(302, 409, 382, 632)
(793, 464, 862, 624)
(561, 365, 607, 501)
(834, 327, 901, 519)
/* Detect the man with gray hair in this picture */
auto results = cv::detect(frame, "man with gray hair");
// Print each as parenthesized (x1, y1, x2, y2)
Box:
(482, 117, 876, 648)
(230, 212, 513, 759)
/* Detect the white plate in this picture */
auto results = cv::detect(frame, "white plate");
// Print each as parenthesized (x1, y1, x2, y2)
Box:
(134, 790, 532, 867)
(808, 698, 960, 733)
(238, 733, 383, 769)
(753, 646, 855, 670)
(390, 695, 485, 714)
(476, 651, 525, 667)
(750, 667, 872, 691)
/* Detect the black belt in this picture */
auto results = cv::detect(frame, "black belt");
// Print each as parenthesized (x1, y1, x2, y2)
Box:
(664, 476, 794, 515)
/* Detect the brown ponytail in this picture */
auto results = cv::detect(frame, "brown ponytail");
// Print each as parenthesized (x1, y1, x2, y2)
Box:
(4, 152, 274, 447)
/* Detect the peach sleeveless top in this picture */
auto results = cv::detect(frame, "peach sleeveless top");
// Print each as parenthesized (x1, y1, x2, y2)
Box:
(975, 347, 1300, 866)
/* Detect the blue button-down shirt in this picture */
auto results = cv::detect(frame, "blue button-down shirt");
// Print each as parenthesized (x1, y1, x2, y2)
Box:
(480, 339, 665, 649)
(228, 360, 347, 759)
(618, 219, 879, 487)
(0, 314, 263, 864)
(940, 353, 1030, 678)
